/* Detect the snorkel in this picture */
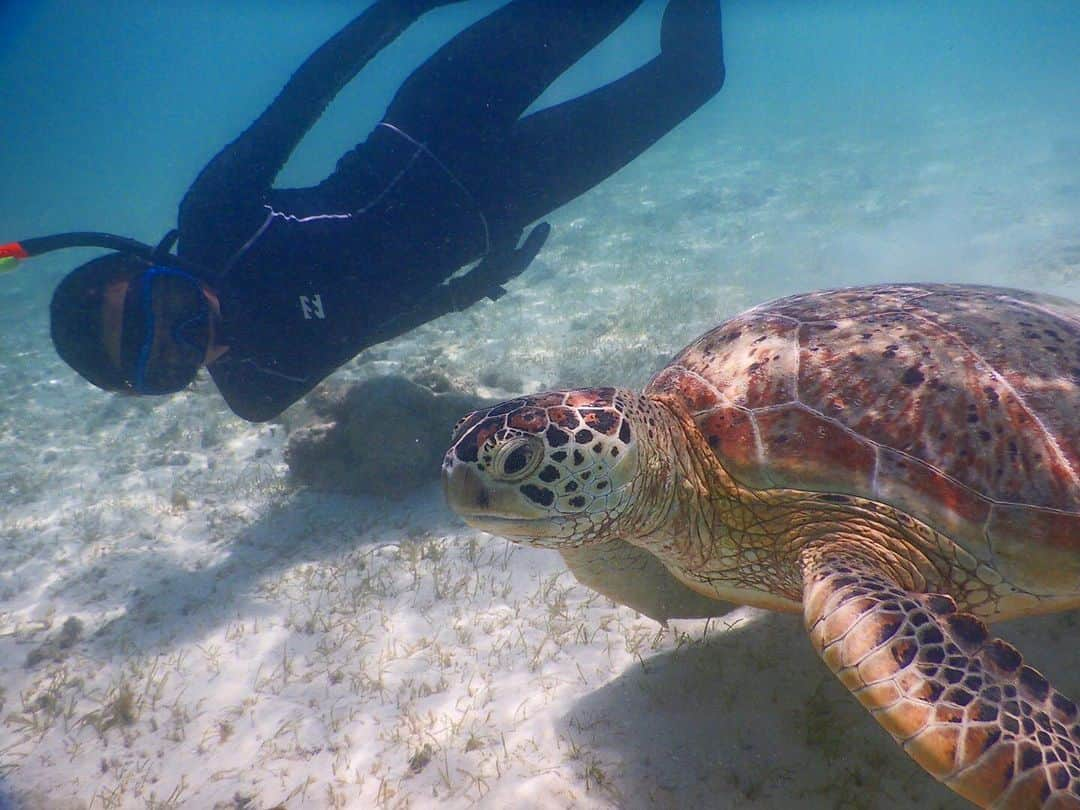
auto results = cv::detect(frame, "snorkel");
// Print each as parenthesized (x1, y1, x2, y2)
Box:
(0, 230, 208, 275)
(0, 241, 28, 272)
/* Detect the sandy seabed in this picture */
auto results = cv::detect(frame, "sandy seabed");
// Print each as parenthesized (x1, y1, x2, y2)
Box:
(2, 109, 1080, 810)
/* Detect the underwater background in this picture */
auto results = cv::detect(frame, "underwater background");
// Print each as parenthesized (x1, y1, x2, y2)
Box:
(1, 2, 1079, 808)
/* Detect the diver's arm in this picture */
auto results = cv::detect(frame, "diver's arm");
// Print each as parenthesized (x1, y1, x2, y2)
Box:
(183, 1, 463, 207)
(365, 222, 551, 346)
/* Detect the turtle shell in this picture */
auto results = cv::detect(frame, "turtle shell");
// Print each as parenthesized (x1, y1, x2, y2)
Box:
(645, 283, 1080, 595)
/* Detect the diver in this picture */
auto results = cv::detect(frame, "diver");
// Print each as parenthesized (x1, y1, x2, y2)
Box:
(0, 0, 724, 422)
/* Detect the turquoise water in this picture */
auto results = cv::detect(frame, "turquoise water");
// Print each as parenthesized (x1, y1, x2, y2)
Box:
(3, 2, 1078, 296)
(2, 2, 1078, 375)
(1, 3, 1079, 809)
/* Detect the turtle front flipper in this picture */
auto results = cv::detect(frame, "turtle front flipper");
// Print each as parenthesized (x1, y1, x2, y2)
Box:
(801, 553, 1080, 808)
(559, 540, 732, 624)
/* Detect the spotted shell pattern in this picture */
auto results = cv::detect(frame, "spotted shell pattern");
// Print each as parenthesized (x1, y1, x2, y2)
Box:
(646, 284, 1080, 596)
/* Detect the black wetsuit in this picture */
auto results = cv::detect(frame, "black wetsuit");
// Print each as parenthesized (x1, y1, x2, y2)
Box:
(177, 0, 724, 422)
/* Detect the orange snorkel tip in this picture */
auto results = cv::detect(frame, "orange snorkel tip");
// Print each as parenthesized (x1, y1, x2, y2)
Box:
(0, 242, 30, 273)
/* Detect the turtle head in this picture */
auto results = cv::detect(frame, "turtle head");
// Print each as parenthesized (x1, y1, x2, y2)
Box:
(442, 387, 646, 548)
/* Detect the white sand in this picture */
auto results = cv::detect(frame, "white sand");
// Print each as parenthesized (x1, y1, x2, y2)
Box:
(3, 74, 1080, 810)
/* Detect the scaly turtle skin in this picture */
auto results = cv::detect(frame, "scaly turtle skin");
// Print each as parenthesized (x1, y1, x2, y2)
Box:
(442, 283, 1080, 809)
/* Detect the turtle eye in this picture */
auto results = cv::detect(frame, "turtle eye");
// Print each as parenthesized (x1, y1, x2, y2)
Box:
(492, 436, 544, 481)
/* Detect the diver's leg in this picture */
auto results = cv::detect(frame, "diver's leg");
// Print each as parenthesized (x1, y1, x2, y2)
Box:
(382, 0, 644, 146)
(477, 0, 725, 226)
(318, 0, 645, 212)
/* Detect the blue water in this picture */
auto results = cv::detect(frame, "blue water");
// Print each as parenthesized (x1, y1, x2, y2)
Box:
(1, 1, 1077, 328)
(1, 3, 1080, 808)
(2, 2, 1077, 295)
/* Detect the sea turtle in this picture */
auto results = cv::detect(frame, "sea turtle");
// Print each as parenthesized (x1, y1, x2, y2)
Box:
(442, 283, 1080, 808)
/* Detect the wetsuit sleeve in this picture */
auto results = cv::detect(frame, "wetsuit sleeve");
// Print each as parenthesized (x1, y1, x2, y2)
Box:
(364, 221, 551, 346)
(181, 1, 459, 215)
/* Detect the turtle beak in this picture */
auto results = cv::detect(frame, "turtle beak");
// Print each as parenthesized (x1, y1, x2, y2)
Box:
(442, 457, 491, 516)
(441, 453, 557, 537)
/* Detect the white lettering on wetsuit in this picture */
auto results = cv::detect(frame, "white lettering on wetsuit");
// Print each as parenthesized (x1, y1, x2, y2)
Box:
(299, 294, 326, 320)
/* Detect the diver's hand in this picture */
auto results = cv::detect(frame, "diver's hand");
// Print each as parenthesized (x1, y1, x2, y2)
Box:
(365, 222, 551, 346)
(449, 222, 551, 310)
